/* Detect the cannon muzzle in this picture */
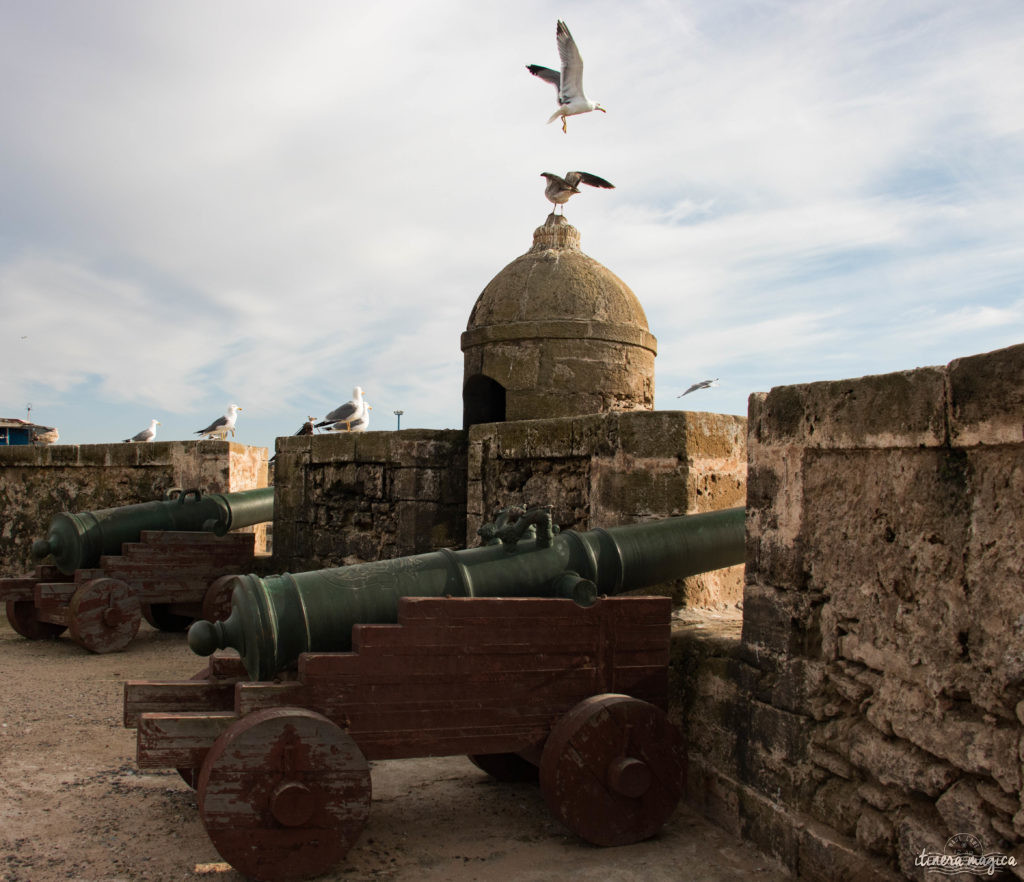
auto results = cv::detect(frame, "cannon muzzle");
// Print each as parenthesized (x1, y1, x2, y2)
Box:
(32, 486, 275, 575)
(188, 505, 744, 680)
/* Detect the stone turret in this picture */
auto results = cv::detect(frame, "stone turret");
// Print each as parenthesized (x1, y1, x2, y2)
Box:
(461, 215, 657, 427)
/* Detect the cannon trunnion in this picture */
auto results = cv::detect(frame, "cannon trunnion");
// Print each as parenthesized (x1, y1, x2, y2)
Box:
(125, 595, 687, 882)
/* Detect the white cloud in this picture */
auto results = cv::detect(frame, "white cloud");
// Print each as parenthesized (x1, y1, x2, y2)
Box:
(1, 0, 1022, 448)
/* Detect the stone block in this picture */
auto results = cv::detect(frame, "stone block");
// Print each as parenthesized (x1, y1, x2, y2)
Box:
(935, 779, 999, 846)
(593, 468, 689, 519)
(684, 759, 741, 836)
(741, 581, 822, 658)
(895, 807, 950, 882)
(750, 367, 947, 449)
(810, 778, 862, 837)
(948, 342, 1024, 447)
(855, 806, 895, 857)
(796, 816, 902, 882)
(872, 678, 1022, 793)
(847, 722, 958, 797)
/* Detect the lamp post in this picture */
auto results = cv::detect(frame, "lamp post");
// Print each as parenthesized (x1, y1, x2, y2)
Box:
(393, 410, 404, 430)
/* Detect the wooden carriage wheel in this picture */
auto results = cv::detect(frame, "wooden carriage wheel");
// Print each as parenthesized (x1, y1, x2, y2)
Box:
(197, 707, 371, 882)
(539, 693, 686, 847)
(5, 600, 67, 640)
(467, 752, 540, 783)
(201, 574, 238, 622)
(67, 577, 141, 653)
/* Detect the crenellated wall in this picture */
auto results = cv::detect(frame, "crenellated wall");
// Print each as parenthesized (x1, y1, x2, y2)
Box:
(673, 342, 1024, 880)
(0, 441, 269, 577)
(271, 429, 468, 572)
(467, 410, 747, 606)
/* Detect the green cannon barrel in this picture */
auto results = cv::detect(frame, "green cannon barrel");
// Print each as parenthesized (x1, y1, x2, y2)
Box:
(189, 505, 744, 681)
(31, 486, 275, 575)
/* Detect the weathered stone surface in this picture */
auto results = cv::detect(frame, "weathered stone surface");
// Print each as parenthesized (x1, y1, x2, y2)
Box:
(948, 342, 1024, 447)
(749, 367, 947, 450)
(678, 346, 1024, 880)
(462, 215, 656, 424)
(856, 806, 895, 856)
(0, 441, 268, 576)
(468, 410, 747, 607)
(272, 429, 467, 571)
(846, 722, 958, 798)
(935, 779, 1002, 846)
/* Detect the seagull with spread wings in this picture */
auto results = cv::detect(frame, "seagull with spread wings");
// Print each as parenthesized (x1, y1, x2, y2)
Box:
(541, 171, 614, 214)
(678, 379, 720, 397)
(527, 20, 605, 133)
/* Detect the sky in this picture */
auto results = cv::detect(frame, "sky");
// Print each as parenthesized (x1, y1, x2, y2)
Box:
(2, 0, 1023, 453)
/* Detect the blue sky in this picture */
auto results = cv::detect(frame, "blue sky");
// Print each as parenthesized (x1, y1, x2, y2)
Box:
(2, 0, 1022, 452)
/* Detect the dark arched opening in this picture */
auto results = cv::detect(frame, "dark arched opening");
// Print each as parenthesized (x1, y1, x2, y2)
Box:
(463, 374, 507, 429)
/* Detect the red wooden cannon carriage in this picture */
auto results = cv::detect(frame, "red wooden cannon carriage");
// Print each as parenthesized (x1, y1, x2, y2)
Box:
(1, 530, 260, 652)
(1, 487, 273, 652)
(123, 595, 687, 881)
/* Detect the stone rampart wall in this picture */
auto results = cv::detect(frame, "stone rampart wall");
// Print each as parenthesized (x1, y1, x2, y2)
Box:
(0, 441, 269, 577)
(673, 342, 1024, 880)
(271, 429, 468, 572)
(468, 410, 747, 607)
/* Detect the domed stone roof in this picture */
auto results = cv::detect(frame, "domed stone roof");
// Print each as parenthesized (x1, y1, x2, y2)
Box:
(462, 216, 657, 427)
(465, 216, 654, 337)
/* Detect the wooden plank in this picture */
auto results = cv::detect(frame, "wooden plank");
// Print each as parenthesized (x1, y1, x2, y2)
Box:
(210, 654, 249, 678)
(395, 595, 671, 621)
(0, 577, 36, 602)
(124, 680, 239, 727)
(136, 712, 237, 768)
(35, 582, 77, 603)
(138, 530, 255, 548)
(36, 604, 68, 627)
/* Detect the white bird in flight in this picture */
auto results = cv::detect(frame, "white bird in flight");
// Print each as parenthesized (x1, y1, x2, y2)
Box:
(541, 171, 614, 214)
(124, 418, 160, 443)
(678, 379, 720, 397)
(527, 20, 606, 133)
(195, 404, 242, 440)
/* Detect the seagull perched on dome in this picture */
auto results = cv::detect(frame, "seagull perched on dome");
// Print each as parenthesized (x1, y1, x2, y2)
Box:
(541, 171, 614, 214)
(124, 418, 160, 443)
(195, 404, 242, 440)
(315, 387, 371, 433)
(527, 20, 605, 133)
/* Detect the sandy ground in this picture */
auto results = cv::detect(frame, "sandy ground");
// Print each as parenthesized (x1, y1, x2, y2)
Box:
(0, 619, 791, 882)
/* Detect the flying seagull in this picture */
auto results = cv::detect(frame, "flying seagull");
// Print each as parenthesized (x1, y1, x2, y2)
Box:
(124, 418, 160, 443)
(195, 404, 242, 440)
(541, 171, 614, 214)
(315, 387, 366, 432)
(527, 20, 605, 133)
(678, 379, 720, 397)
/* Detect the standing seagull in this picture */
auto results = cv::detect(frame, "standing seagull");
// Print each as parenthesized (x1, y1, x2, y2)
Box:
(295, 416, 318, 436)
(315, 387, 366, 432)
(678, 379, 720, 398)
(541, 171, 614, 214)
(124, 418, 160, 443)
(195, 404, 242, 440)
(527, 20, 605, 133)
